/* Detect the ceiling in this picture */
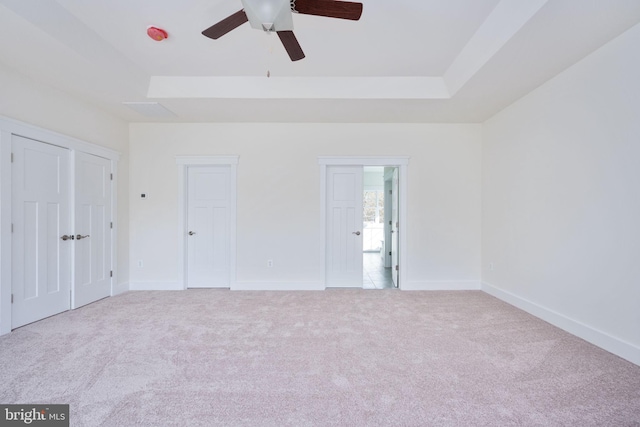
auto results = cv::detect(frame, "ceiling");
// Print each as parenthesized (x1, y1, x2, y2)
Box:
(1, 0, 639, 123)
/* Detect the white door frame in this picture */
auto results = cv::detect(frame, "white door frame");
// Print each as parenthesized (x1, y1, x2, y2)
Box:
(176, 156, 238, 290)
(319, 156, 409, 289)
(0, 115, 119, 336)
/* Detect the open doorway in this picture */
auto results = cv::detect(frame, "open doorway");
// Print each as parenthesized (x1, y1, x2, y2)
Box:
(363, 167, 398, 289)
(320, 156, 408, 290)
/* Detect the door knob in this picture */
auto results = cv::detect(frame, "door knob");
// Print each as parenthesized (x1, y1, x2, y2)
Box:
(352, 231, 361, 236)
(76, 234, 90, 240)
(188, 231, 196, 236)
(61, 234, 74, 241)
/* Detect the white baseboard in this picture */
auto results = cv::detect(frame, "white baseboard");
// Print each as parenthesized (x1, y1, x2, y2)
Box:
(129, 281, 183, 291)
(128, 281, 326, 291)
(402, 280, 481, 291)
(232, 282, 325, 291)
(325, 283, 362, 289)
(112, 282, 130, 295)
(482, 281, 640, 367)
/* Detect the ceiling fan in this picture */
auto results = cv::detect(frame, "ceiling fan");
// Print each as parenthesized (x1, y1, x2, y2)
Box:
(202, 0, 363, 61)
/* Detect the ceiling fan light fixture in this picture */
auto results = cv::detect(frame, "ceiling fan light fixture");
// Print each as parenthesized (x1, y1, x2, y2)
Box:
(241, 0, 293, 32)
(201, 0, 363, 61)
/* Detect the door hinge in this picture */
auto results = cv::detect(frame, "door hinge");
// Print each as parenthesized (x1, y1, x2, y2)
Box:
(395, 265, 399, 271)
(11, 223, 14, 233)
(389, 220, 392, 225)
(389, 189, 392, 195)
(110, 270, 113, 278)
(11, 294, 14, 303)
(11, 152, 14, 163)
(110, 173, 113, 180)
(110, 221, 113, 229)
(389, 251, 392, 256)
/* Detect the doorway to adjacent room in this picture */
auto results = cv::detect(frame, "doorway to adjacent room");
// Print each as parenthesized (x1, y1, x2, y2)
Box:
(319, 156, 408, 289)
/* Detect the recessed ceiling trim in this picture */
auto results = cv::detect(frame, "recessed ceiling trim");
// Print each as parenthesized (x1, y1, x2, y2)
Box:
(122, 102, 177, 118)
(1, 0, 146, 82)
(444, 0, 548, 96)
(147, 76, 450, 100)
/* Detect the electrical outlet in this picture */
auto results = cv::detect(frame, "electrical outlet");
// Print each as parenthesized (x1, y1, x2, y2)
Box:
(138, 260, 144, 268)
(489, 262, 494, 271)
(267, 260, 273, 268)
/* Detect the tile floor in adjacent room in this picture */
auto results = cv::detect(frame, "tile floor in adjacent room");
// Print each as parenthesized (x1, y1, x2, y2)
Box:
(363, 251, 395, 289)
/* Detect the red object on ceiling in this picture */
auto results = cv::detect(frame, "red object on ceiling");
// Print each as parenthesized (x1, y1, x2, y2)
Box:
(147, 26, 168, 41)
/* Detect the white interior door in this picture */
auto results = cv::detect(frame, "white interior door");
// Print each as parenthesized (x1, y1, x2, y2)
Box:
(391, 168, 399, 287)
(326, 166, 363, 287)
(186, 165, 230, 288)
(11, 135, 71, 328)
(383, 173, 393, 268)
(73, 152, 112, 308)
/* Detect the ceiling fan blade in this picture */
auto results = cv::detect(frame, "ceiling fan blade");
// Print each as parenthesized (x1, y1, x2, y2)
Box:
(277, 31, 305, 61)
(202, 10, 249, 39)
(293, 0, 363, 21)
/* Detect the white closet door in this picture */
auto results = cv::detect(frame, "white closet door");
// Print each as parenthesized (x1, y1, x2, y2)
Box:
(326, 165, 363, 287)
(11, 136, 71, 328)
(73, 152, 112, 308)
(186, 166, 230, 288)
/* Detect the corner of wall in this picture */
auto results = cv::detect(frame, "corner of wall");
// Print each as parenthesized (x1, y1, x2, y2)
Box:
(113, 282, 130, 296)
(482, 282, 640, 366)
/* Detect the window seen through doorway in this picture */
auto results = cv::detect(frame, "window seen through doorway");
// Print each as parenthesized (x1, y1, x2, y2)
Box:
(363, 189, 384, 251)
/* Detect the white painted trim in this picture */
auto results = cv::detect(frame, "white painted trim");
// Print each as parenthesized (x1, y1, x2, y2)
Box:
(69, 149, 77, 309)
(176, 156, 239, 290)
(402, 280, 481, 291)
(319, 164, 327, 287)
(232, 282, 325, 291)
(482, 281, 640, 367)
(318, 156, 410, 166)
(0, 115, 120, 335)
(398, 164, 409, 289)
(110, 159, 118, 296)
(0, 130, 12, 336)
(318, 156, 409, 290)
(149, 76, 449, 99)
(325, 283, 363, 289)
(0, 116, 120, 161)
(177, 163, 186, 289)
(129, 282, 182, 291)
(176, 156, 239, 166)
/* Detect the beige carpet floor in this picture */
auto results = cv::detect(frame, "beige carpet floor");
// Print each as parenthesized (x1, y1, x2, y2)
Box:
(1, 290, 639, 426)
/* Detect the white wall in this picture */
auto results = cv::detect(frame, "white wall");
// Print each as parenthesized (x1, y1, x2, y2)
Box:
(0, 61, 130, 294)
(129, 123, 482, 290)
(482, 23, 640, 364)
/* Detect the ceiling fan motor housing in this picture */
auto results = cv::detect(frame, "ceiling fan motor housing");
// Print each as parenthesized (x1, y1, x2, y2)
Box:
(241, 0, 294, 32)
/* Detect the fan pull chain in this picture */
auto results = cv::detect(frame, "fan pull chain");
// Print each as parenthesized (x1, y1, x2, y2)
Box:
(267, 42, 273, 78)
(267, 34, 274, 78)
